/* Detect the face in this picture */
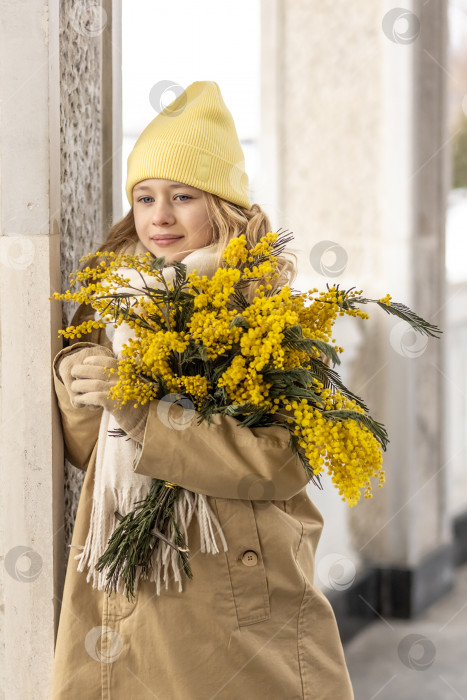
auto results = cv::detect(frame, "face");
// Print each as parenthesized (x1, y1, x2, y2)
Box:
(132, 178, 215, 263)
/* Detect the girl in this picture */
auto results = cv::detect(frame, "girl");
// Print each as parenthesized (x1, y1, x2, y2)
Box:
(51, 81, 354, 699)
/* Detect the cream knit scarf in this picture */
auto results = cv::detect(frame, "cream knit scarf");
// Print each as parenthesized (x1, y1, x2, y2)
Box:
(73, 239, 228, 597)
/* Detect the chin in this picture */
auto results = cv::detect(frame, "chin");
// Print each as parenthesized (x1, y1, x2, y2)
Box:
(151, 242, 189, 260)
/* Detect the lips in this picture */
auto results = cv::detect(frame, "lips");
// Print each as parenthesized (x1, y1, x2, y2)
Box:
(151, 236, 183, 247)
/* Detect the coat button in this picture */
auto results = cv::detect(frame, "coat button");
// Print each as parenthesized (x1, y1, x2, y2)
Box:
(241, 550, 258, 567)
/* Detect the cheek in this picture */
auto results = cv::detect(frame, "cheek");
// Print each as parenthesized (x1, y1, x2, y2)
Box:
(190, 203, 211, 231)
(133, 209, 146, 234)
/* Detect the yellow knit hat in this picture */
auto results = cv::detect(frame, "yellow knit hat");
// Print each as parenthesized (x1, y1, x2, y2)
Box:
(126, 81, 250, 209)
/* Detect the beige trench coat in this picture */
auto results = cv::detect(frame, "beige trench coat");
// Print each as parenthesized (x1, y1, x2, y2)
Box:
(50, 295, 354, 699)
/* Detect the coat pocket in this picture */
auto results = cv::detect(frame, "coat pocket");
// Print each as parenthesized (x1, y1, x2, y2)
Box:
(213, 497, 271, 627)
(103, 587, 140, 623)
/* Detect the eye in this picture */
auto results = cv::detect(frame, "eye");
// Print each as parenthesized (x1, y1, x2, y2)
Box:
(137, 195, 192, 203)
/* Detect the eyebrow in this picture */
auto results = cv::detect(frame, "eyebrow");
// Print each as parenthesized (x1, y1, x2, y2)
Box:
(133, 183, 197, 193)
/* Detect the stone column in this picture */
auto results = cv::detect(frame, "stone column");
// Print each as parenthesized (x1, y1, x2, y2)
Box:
(260, 0, 451, 621)
(360, 0, 452, 617)
(0, 0, 121, 696)
(0, 1, 62, 696)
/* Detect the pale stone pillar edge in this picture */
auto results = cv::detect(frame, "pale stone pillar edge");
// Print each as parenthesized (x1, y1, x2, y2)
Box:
(258, 0, 284, 229)
(0, 0, 63, 695)
(102, 0, 123, 231)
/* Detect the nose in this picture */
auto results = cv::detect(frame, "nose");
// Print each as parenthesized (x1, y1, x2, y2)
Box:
(151, 198, 176, 226)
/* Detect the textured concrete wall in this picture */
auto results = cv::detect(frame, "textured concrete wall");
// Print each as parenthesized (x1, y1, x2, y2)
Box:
(58, 0, 105, 571)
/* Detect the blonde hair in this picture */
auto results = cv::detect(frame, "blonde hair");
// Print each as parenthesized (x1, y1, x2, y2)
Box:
(84, 192, 299, 301)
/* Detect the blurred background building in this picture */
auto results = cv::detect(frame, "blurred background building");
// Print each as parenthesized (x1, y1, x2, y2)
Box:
(0, 1, 466, 697)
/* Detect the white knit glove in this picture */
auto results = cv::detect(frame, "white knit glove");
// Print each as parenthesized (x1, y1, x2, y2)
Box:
(66, 351, 149, 443)
(56, 344, 114, 406)
(69, 354, 119, 409)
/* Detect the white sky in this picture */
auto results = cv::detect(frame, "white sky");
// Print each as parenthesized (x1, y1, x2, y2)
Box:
(121, 0, 260, 213)
(447, 0, 467, 281)
(449, 0, 467, 51)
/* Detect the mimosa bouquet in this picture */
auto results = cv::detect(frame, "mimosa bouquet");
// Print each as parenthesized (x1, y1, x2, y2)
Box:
(51, 230, 441, 599)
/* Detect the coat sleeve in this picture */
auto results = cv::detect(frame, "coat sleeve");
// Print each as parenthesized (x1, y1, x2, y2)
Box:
(52, 302, 114, 471)
(52, 343, 105, 471)
(132, 401, 311, 501)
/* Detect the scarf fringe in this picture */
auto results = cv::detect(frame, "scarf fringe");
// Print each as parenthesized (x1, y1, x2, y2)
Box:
(71, 484, 228, 597)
